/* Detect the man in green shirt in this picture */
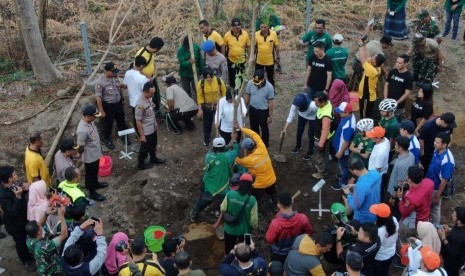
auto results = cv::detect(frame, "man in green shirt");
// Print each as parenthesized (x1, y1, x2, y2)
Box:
(190, 136, 240, 222)
(300, 19, 332, 63)
(177, 36, 204, 100)
(326, 34, 349, 81)
(378, 98, 399, 150)
(443, 0, 465, 40)
(416, 10, 442, 43)
(25, 206, 68, 276)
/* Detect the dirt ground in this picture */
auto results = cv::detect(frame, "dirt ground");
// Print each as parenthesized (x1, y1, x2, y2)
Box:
(1, 6, 465, 276)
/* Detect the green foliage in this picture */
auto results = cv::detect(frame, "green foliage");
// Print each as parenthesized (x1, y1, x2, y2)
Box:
(259, 2, 276, 26)
(88, 2, 107, 13)
(0, 56, 32, 83)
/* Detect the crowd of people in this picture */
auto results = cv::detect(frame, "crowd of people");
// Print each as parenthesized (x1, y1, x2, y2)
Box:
(0, 1, 465, 275)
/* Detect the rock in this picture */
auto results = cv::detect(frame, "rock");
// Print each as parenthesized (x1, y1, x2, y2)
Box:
(127, 228, 136, 236)
(56, 87, 71, 97)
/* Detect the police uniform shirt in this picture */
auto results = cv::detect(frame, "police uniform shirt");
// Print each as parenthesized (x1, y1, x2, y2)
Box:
(246, 80, 275, 110)
(223, 29, 250, 63)
(95, 75, 122, 103)
(76, 119, 102, 163)
(135, 95, 156, 136)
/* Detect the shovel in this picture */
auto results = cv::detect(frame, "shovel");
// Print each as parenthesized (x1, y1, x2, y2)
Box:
(273, 131, 287, 163)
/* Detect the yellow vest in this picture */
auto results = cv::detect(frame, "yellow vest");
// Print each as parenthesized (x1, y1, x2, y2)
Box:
(58, 180, 86, 203)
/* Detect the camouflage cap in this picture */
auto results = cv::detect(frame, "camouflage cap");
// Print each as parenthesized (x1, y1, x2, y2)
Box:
(417, 10, 429, 20)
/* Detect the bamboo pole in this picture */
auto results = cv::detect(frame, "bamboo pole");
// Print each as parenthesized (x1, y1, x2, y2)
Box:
(195, 0, 204, 20)
(187, 32, 199, 99)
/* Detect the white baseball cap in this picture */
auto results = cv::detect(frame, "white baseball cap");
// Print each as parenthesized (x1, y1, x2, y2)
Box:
(333, 34, 344, 43)
(212, 137, 226, 148)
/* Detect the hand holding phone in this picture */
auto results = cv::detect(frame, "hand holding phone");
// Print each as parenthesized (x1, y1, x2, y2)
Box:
(244, 233, 251, 245)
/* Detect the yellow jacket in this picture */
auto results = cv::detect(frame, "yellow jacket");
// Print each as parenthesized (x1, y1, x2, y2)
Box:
(235, 128, 276, 188)
(358, 61, 381, 101)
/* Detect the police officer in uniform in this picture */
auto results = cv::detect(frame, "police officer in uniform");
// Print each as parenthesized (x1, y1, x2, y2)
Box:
(95, 62, 129, 150)
(135, 82, 166, 170)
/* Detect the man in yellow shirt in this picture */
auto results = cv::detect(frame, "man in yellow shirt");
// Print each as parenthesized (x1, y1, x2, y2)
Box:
(255, 23, 280, 86)
(134, 37, 165, 117)
(24, 132, 51, 188)
(118, 238, 165, 276)
(223, 18, 250, 88)
(357, 37, 386, 119)
(199, 19, 225, 54)
(197, 67, 227, 146)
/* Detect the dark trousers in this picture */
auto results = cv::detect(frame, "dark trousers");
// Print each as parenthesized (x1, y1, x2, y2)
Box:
(168, 109, 197, 132)
(202, 106, 216, 144)
(373, 256, 394, 276)
(191, 185, 225, 218)
(224, 232, 245, 255)
(251, 184, 278, 208)
(138, 132, 157, 165)
(227, 60, 245, 88)
(296, 116, 315, 155)
(249, 106, 270, 147)
(85, 159, 99, 194)
(359, 98, 375, 119)
(102, 101, 128, 141)
(131, 107, 139, 136)
(270, 253, 288, 265)
(152, 77, 161, 113)
(421, 152, 433, 174)
(219, 129, 242, 145)
(181, 77, 196, 100)
(10, 229, 32, 262)
(255, 64, 275, 87)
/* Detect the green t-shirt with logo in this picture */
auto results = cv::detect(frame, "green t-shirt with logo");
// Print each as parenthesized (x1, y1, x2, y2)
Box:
(379, 116, 399, 141)
(220, 190, 258, 236)
(350, 132, 375, 168)
(301, 31, 332, 62)
(326, 47, 349, 79)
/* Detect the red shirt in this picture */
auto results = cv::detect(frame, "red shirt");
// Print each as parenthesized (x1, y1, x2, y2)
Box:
(399, 178, 434, 226)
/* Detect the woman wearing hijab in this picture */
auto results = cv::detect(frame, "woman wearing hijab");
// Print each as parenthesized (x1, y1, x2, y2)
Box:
(328, 79, 350, 110)
(104, 232, 129, 275)
(27, 180, 49, 222)
(417, 221, 441, 253)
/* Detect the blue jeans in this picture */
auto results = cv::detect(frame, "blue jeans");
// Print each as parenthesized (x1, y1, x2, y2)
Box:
(444, 11, 461, 39)
(296, 116, 315, 155)
(338, 155, 350, 186)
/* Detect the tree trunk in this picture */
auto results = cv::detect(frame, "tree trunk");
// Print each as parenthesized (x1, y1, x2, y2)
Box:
(38, 0, 48, 39)
(15, 0, 62, 84)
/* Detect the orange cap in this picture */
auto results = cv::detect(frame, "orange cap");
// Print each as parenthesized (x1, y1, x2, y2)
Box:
(369, 203, 391, 218)
(420, 246, 441, 270)
(365, 126, 385, 139)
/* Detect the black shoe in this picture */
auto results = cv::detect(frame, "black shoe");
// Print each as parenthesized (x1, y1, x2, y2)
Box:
(137, 163, 153, 170)
(95, 182, 108, 189)
(0, 231, 6, 239)
(104, 139, 115, 150)
(302, 153, 312, 160)
(150, 157, 166, 165)
(291, 146, 302, 154)
(90, 192, 106, 202)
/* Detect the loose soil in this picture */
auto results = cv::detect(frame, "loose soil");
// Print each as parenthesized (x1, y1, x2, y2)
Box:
(1, 1, 465, 275)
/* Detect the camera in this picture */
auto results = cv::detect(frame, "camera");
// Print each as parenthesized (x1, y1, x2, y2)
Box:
(115, 240, 127, 252)
(394, 182, 409, 192)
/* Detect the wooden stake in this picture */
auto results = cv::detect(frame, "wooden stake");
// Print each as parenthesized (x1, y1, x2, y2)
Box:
(195, 0, 204, 20)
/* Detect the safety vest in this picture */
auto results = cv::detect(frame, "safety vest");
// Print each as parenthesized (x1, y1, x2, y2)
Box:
(58, 180, 86, 203)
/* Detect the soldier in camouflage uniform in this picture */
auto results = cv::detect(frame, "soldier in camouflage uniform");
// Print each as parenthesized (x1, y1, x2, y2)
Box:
(409, 33, 444, 83)
(416, 10, 442, 43)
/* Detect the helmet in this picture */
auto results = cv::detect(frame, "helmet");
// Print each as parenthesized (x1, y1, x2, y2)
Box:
(240, 138, 255, 150)
(330, 203, 349, 224)
(201, 40, 215, 52)
(356, 118, 374, 132)
(379, 98, 397, 112)
(292, 93, 309, 111)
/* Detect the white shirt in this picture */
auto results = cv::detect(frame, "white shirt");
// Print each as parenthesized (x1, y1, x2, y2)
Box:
(368, 137, 390, 175)
(285, 101, 317, 123)
(375, 217, 399, 261)
(411, 268, 448, 276)
(215, 96, 247, 133)
(123, 69, 149, 107)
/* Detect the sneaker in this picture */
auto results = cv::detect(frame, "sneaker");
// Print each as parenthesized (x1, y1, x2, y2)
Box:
(291, 146, 302, 154)
(442, 32, 449, 38)
(312, 172, 327, 179)
(89, 192, 106, 202)
(104, 139, 115, 150)
(137, 163, 153, 170)
(331, 183, 343, 191)
(150, 157, 166, 165)
(204, 139, 210, 147)
(95, 182, 108, 189)
(0, 231, 6, 239)
(302, 153, 312, 160)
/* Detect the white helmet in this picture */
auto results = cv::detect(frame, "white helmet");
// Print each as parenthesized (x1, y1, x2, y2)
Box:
(356, 118, 374, 132)
(379, 98, 397, 112)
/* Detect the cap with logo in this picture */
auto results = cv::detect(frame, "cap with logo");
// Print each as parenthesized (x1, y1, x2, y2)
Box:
(252, 69, 265, 85)
(333, 34, 344, 43)
(231, 18, 241, 27)
(212, 137, 226, 148)
(417, 10, 430, 20)
(335, 102, 352, 113)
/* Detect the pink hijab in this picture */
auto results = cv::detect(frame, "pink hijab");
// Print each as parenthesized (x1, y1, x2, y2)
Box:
(105, 232, 129, 274)
(27, 180, 49, 222)
(328, 79, 350, 108)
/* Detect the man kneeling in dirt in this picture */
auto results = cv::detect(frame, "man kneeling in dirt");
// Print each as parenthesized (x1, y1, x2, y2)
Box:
(190, 135, 240, 222)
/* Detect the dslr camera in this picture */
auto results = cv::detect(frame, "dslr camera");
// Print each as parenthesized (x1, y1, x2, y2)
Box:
(394, 182, 410, 192)
(115, 240, 128, 252)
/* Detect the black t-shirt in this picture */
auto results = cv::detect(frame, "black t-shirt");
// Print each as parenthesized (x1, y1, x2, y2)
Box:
(161, 258, 178, 276)
(418, 118, 453, 157)
(307, 54, 333, 91)
(410, 99, 433, 127)
(386, 69, 413, 108)
(341, 237, 381, 276)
